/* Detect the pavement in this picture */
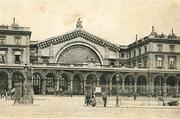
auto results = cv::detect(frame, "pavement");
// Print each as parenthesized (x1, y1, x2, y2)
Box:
(0, 95, 180, 119)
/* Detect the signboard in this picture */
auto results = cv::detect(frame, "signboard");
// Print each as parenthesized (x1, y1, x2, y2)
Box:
(95, 87, 101, 93)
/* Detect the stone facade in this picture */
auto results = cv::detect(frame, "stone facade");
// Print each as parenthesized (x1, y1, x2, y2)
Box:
(0, 19, 180, 97)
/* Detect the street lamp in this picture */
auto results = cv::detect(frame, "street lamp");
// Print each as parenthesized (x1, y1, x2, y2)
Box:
(21, 64, 34, 104)
(116, 74, 120, 107)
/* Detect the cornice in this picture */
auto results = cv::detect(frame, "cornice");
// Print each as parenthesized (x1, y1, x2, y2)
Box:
(36, 29, 120, 52)
(0, 30, 31, 36)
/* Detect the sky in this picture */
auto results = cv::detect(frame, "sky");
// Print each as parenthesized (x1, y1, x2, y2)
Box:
(0, 0, 180, 45)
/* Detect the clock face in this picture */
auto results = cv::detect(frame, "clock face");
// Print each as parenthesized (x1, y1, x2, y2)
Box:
(57, 44, 101, 64)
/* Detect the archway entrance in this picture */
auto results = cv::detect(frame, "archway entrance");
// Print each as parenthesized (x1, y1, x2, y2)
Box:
(86, 73, 97, 95)
(124, 75, 135, 95)
(58, 73, 70, 94)
(112, 75, 123, 95)
(137, 75, 147, 95)
(33, 73, 42, 94)
(46, 73, 56, 95)
(0, 71, 8, 91)
(73, 73, 84, 95)
(166, 76, 177, 96)
(99, 74, 110, 93)
(12, 72, 24, 88)
(154, 75, 164, 96)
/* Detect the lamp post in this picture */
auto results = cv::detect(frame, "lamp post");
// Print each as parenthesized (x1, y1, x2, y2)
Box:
(116, 74, 120, 107)
(21, 64, 34, 104)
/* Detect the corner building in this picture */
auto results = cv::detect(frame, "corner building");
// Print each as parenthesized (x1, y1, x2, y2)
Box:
(1, 18, 180, 96)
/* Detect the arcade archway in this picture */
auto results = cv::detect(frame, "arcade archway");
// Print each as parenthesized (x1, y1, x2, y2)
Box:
(73, 73, 84, 95)
(99, 74, 110, 92)
(33, 73, 42, 94)
(124, 75, 135, 94)
(166, 75, 177, 96)
(58, 73, 70, 94)
(154, 75, 164, 96)
(137, 75, 147, 95)
(86, 73, 97, 95)
(12, 71, 24, 88)
(46, 73, 56, 94)
(112, 74, 123, 95)
(0, 71, 8, 91)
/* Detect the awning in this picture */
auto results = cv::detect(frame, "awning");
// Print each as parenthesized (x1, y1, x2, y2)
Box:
(14, 51, 21, 55)
(0, 51, 6, 55)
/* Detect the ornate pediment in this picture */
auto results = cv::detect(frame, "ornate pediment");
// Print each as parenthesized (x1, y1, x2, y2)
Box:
(37, 29, 120, 52)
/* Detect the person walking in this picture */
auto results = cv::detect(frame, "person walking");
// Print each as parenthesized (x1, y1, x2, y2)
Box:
(133, 92, 137, 101)
(102, 93, 107, 107)
(85, 94, 90, 106)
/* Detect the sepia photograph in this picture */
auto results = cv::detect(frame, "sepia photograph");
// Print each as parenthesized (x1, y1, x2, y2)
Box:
(0, 0, 180, 119)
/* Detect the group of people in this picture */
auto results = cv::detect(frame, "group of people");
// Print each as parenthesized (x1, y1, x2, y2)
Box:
(0, 88, 16, 101)
(85, 92, 107, 107)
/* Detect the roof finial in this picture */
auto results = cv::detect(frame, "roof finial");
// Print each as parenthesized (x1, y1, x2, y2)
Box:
(152, 26, 154, 32)
(76, 18, 83, 29)
(135, 34, 138, 41)
(13, 17, 16, 25)
(172, 28, 174, 35)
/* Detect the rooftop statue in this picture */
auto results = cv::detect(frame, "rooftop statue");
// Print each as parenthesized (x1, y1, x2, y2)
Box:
(76, 18, 83, 29)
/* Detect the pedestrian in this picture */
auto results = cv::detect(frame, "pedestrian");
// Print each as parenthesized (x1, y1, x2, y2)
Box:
(85, 94, 90, 106)
(91, 94, 96, 107)
(133, 92, 137, 101)
(102, 93, 107, 107)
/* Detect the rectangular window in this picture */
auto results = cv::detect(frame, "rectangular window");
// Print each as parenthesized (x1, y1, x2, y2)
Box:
(129, 53, 131, 59)
(14, 35, 22, 45)
(121, 53, 124, 57)
(0, 38, 5, 44)
(138, 48, 141, 56)
(15, 55, 21, 64)
(15, 38, 21, 45)
(134, 50, 136, 57)
(144, 46, 147, 53)
(157, 44, 162, 52)
(169, 45, 175, 52)
(138, 60, 141, 67)
(156, 56, 163, 68)
(169, 57, 176, 69)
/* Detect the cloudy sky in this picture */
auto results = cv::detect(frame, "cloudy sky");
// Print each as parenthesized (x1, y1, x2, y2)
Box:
(0, 0, 180, 45)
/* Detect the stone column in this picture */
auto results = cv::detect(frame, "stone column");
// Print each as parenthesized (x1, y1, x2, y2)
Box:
(57, 78, 59, 91)
(163, 80, 167, 96)
(42, 79, 46, 95)
(110, 79, 112, 95)
(8, 74, 12, 89)
(83, 80, 86, 94)
(97, 79, 99, 86)
(176, 80, 179, 96)
(70, 78, 73, 94)
(134, 79, 137, 92)
(122, 80, 125, 91)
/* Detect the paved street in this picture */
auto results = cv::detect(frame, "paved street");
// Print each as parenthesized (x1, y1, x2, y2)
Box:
(0, 96, 180, 119)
